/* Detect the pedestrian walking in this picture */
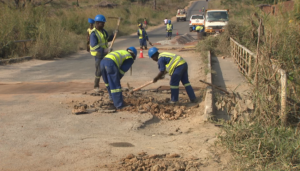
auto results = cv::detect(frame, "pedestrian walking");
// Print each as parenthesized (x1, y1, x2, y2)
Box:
(164, 18, 168, 25)
(143, 18, 147, 29)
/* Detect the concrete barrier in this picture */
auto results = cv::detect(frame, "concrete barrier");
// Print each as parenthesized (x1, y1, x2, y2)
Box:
(203, 51, 213, 121)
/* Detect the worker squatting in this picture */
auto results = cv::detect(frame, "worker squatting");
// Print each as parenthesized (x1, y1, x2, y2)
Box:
(88, 14, 197, 109)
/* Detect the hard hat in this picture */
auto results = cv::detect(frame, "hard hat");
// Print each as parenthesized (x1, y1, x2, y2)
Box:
(138, 23, 143, 27)
(168, 20, 171, 24)
(94, 14, 106, 22)
(88, 18, 95, 24)
(148, 47, 159, 58)
(127, 46, 137, 59)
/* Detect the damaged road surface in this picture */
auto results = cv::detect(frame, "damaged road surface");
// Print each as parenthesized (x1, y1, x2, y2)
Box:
(0, 47, 230, 170)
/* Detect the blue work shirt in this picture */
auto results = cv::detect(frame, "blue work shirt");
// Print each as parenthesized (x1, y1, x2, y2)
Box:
(90, 29, 113, 57)
(157, 56, 171, 72)
(137, 29, 148, 40)
(120, 58, 134, 79)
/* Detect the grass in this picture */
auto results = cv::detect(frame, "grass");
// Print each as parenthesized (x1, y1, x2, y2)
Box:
(197, 0, 300, 170)
(0, 0, 190, 59)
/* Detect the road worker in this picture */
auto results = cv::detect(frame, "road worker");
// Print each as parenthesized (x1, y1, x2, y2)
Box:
(166, 20, 173, 40)
(148, 47, 197, 104)
(196, 25, 204, 40)
(100, 47, 137, 109)
(87, 18, 95, 52)
(137, 23, 153, 50)
(90, 14, 114, 92)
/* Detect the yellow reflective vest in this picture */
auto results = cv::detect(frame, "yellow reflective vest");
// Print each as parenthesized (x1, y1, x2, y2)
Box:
(166, 24, 173, 32)
(90, 28, 108, 56)
(196, 25, 203, 31)
(159, 52, 186, 75)
(138, 29, 147, 39)
(104, 50, 133, 75)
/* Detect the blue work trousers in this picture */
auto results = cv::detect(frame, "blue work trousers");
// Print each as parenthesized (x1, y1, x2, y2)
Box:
(166, 32, 172, 37)
(95, 57, 102, 78)
(100, 59, 124, 109)
(170, 63, 196, 102)
(139, 39, 147, 48)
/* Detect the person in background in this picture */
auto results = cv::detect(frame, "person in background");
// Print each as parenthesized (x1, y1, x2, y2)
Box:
(166, 20, 173, 40)
(137, 23, 153, 50)
(196, 25, 204, 40)
(143, 18, 147, 29)
(87, 18, 95, 52)
(164, 18, 168, 25)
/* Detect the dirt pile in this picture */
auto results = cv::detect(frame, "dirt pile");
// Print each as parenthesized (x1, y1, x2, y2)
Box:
(72, 89, 200, 120)
(110, 153, 203, 171)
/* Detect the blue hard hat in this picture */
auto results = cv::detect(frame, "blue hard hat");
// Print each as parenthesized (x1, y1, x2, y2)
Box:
(148, 47, 159, 58)
(88, 18, 95, 24)
(127, 46, 137, 59)
(138, 23, 143, 27)
(168, 20, 171, 24)
(94, 14, 106, 22)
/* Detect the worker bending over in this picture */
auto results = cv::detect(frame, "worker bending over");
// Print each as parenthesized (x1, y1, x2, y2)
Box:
(87, 18, 95, 52)
(100, 47, 137, 109)
(90, 14, 113, 92)
(196, 25, 204, 40)
(148, 47, 197, 103)
(166, 20, 173, 40)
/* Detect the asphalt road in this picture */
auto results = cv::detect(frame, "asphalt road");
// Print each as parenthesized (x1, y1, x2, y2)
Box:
(0, 0, 208, 83)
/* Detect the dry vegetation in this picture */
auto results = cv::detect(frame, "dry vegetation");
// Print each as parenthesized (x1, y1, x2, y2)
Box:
(0, 0, 189, 59)
(197, 0, 300, 170)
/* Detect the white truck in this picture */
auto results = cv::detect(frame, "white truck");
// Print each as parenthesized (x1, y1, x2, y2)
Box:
(189, 14, 205, 32)
(176, 8, 187, 22)
(205, 9, 229, 34)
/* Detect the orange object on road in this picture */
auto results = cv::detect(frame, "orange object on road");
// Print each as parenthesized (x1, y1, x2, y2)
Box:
(139, 49, 144, 58)
(176, 30, 178, 36)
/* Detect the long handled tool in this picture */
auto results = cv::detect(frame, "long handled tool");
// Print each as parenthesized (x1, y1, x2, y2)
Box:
(132, 81, 153, 92)
(108, 17, 122, 49)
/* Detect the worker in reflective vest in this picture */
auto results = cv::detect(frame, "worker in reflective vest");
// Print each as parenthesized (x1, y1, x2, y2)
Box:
(90, 14, 113, 92)
(100, 47, 137, 109)
(137, 23, 149, 50)
(196, 25, 204, 40)
(166, 20, 173, 40)
(87, 18, 95, 52)
(148, 47, 197, 103)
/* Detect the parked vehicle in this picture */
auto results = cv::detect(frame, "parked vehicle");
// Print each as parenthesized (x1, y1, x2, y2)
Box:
(176, 8, 187, 22)
(189, 14, 205, 32)
(205, 9, 229, 34)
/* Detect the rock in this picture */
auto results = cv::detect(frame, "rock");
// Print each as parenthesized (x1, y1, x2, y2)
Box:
(126, 154, 135, 159)
(151, 165, 161, 171)
(166, 153, 180, 158)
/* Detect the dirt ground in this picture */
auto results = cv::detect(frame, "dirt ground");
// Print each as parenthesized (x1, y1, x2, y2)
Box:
(0, 50, 230, 171)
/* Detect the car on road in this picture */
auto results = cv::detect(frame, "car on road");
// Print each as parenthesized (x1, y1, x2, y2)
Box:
(189, 14, 205, 32)
(176, 8, 187, 22)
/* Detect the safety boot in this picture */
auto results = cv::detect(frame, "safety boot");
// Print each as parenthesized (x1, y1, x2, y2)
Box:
(94, 78, 100, 92)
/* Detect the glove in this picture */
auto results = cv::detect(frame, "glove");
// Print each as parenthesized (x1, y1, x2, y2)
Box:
(104, 48, 113, 54)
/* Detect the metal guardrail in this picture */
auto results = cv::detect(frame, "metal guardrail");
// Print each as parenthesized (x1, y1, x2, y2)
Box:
(230, 37, 255, 80)
(230, 37, 289, 124)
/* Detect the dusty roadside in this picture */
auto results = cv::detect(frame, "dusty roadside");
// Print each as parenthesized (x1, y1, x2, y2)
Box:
(0, 49, 229, 171)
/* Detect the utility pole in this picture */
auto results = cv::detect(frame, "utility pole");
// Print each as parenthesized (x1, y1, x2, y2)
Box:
(77, 0, 79, 7)
(153, 0, 156, 10)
